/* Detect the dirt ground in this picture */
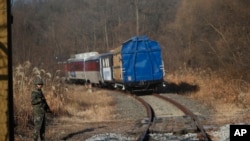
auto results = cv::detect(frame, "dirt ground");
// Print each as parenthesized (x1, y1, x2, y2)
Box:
(14, 87, 250, 141)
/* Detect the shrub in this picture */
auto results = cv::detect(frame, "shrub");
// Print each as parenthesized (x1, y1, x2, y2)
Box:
(13, 61, 66, 128)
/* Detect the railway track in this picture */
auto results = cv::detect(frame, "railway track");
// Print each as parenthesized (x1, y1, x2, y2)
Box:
(38, 86, 213, 141)
(136, 93, 211, 141)
(85, 90, 212, 141)
(82, 90, 212, 141)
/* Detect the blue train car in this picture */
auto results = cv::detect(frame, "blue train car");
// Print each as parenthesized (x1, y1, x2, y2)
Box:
(113, 36, 165, 91)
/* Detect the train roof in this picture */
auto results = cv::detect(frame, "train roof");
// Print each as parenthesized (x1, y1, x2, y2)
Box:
(84, 52, 113, 61)
(112, 35, 161, 54)
(67, 52, 99, 62)
(74, 52, 99, 59)
(67, 52, 113, 62)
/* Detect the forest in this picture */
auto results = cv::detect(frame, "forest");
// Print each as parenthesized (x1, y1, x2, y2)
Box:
(12, 0, 250, 82)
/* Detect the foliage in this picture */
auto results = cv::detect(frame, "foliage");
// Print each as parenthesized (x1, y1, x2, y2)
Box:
(167, 65, 250, 108)
(166, 0, 250, 81)
(13, 61, 66, 128)
(12, 0, 250, 83)
(11, 1, 250, 131)
(13, 61, 115, 133)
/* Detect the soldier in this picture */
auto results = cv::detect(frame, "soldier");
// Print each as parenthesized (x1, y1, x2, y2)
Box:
(31, 78, 51, 141)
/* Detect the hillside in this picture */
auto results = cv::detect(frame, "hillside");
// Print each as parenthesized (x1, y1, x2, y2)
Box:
(12, 0, 250, 82)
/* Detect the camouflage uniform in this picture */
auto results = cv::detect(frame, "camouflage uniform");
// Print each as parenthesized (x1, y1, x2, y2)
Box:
(31, 79, 51, 141)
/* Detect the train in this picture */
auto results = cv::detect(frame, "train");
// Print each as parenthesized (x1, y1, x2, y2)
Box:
(63, 35, 166, 92)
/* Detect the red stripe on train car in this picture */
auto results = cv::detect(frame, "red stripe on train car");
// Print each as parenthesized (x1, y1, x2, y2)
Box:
(68, 61, 84, 71)
(85, 60, 100, 71)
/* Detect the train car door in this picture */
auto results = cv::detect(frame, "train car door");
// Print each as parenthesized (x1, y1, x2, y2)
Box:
(101, 53, 113, 82)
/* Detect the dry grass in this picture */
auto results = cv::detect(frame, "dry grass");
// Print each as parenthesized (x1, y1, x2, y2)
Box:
(166, 65, 250, 111)
(13, 61, 67, 129)
(14, 61, 250, 134)
(13, 61, 115, 134)
(61, 85, 115, 122)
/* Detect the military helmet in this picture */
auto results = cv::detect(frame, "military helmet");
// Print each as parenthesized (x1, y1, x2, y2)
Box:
(34, 78, 44, 85)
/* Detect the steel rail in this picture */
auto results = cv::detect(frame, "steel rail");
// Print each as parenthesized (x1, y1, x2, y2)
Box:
(123, 93, 154, 141)
(153, 94, 211, 141)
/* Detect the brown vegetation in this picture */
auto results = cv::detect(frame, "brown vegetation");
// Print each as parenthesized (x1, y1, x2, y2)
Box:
(13, 62, 115, 136)
(12, 0, 250, 84)
(61, 86, 115, 122)
(14, 63, 250, 130)
(12, 0, 250, 137)
(167, 0, 250, 81)
(166, 65, 250, 109)
(13, 61, 65, 128)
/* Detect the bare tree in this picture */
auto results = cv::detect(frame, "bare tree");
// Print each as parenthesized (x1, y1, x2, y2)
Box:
(134, 0, 139, 35)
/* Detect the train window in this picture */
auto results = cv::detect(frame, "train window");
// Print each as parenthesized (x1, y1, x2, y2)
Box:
(102, 59, 105, 67)
(102, 58, 110, 67)
(105, 58, 109, 67)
